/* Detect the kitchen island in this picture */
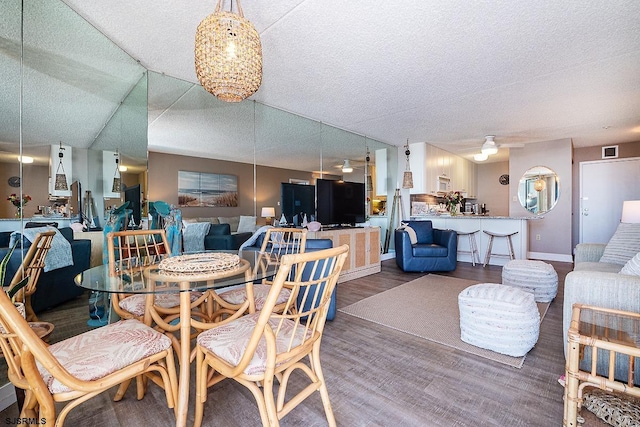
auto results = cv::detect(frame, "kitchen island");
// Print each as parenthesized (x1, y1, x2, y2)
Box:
(410, 215, 540, 266)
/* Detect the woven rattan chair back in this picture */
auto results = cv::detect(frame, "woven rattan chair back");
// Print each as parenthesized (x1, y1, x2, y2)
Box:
(194, 244, 349, 427)
(10, 230, 55, 322)
(253, 227, 307, 281)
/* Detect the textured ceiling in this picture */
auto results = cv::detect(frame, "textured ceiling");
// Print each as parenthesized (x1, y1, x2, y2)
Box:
(40, 0, 640, 163)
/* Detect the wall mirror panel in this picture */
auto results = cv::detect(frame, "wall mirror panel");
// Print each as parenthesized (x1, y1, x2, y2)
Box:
(1, 0, 147, 222)
(517, 165, 560, 215)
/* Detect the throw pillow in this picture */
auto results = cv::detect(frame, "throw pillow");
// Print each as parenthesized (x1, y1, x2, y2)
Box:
(218, 216, 239, 233)
(600, 223, 640, 265)
(620, 252, 640, 276)
(398, 222, 418, 245)
(237, 215, 257, 233)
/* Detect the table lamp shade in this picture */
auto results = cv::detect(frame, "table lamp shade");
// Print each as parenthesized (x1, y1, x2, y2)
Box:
(261, 207, 275, 218)
(621, 200, 640, 223)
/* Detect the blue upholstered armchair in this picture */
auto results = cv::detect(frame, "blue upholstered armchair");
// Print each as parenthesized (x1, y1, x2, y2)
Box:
(394, 220, 457, 272)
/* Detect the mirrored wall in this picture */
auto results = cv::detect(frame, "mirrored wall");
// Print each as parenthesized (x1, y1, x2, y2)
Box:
(2, 0, 398, 230)
(0, 0, 147, 225)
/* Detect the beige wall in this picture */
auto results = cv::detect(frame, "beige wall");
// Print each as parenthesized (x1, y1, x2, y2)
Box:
(476, 161, 509, 216)
(0, 163, 50, 218)
(148, 152, 317, 220)
(509, 139, 573, 260)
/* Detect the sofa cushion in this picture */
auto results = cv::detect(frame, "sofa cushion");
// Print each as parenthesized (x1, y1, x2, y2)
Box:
(620, 252, 640, 276)
(408, 221, 434, 244)
(208, 223, 231, 236)
(218, 216, 239, 233)
(600, 223, 640, 265)
(197, 217, 220, 224)
(237, 215, 257, 233)
(573, 261, 622, 273)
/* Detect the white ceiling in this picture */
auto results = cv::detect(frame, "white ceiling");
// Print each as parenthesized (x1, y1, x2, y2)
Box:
(57, 0, 640, 163)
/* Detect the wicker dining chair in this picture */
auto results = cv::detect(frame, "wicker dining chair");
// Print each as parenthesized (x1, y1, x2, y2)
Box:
(194, 244, 349, 427)
(8, 230, 55, 322)
(0, 286, 178, 426)
(214, 227, 307, 319)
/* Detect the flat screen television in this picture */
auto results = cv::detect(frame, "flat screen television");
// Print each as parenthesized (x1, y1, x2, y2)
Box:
(124, 184, 141, 227)
(280, 183, 316, 225)
(316, 179, 366, 226)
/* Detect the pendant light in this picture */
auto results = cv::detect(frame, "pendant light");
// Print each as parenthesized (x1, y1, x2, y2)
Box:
(402, 139, 413, 189)
(533, 175, 546, 192)
(195, 0, 262, 102)
(112, 152, 121, 193)
(365, 147, 373, 191)
(54, 142, 68, 191)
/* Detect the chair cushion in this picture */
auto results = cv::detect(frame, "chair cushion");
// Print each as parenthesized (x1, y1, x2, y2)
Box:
(600, 223, 640, 265)
(412, 244, 448, 257)
(119, 292, 202, 317)
(197, 312, 311, 376)
(218, 284, 291, 311)
(38, 319, 171, 394)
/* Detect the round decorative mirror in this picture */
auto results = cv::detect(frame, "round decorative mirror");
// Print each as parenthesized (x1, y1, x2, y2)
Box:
(517, 166, 560, 215)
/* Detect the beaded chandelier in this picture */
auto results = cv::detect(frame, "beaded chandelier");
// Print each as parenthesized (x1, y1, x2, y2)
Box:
(195, 0, 262, 102)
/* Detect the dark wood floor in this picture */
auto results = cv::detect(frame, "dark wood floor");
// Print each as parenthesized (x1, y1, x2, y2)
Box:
(1, 259, 606, 426)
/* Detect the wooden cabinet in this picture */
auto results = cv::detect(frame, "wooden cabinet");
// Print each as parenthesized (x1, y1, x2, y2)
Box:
(307, 227, 381, 281)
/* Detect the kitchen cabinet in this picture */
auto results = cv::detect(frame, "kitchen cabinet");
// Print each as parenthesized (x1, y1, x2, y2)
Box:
(410, 143, 477, 196)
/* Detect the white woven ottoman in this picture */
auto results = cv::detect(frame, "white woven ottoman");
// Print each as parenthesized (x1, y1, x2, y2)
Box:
(502, 259, 558, 303)
(458, 283, 540, 357)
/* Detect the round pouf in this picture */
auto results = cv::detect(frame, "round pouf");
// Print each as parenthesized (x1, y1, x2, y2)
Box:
(501, 259, 558, 303)
(458, 283, 540, 357)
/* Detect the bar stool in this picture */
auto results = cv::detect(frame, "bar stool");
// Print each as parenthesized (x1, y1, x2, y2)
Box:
(483, 230, 518, 267)
(457, 230, 480, 266)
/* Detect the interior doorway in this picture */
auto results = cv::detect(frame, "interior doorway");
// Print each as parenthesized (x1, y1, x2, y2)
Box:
(579, 157, 640, 244)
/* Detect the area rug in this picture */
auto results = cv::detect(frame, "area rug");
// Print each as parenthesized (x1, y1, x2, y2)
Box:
(338, 274, 550, 368)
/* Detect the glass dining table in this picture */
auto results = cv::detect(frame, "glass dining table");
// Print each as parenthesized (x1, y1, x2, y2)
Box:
(75, 250, 278, 427)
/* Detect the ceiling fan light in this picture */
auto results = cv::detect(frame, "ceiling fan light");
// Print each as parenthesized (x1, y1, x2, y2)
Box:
(341, 159, 353, 173)
(481, 135, 498, 155)
(474, 153, 488, 161)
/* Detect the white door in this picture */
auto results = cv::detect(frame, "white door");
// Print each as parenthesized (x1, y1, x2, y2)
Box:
(580, 157, 640, 243)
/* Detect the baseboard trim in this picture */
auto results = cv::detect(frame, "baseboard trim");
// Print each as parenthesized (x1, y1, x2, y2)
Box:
(380, 251, 395, 261)
(528, 251, 573, 263)
(0, 382, 16, 412)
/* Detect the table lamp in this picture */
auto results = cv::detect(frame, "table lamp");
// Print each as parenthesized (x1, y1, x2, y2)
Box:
(261, 206, 275, 225)
(621, 200, 640, 223)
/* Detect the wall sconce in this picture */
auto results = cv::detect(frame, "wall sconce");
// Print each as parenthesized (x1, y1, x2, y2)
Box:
(54, 142, 68, 191)
(402, 139, 413, 189)
(261, 206, 275, 225)
(112, 152, 121, 193)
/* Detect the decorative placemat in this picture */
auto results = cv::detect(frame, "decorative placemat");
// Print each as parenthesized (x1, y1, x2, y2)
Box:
(158, 252, 240, 273)
(583, 387, 640, 427)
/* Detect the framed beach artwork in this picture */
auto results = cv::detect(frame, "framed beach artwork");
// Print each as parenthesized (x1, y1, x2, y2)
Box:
(178, 171, 238, 207)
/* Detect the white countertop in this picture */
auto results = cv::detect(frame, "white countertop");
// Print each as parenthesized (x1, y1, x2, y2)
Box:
(410, 215, 541, 220)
